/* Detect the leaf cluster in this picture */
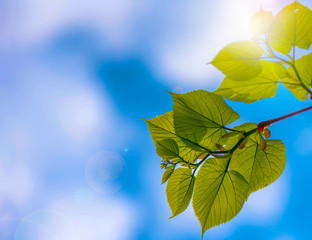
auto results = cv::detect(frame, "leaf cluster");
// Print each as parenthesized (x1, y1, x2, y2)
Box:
(213, 1, 312, 102)
(144, 90, 286, 237)
(144, 1, 312, 237)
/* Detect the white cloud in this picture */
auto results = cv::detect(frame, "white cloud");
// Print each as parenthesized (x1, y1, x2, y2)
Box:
(151, 0, 310, 88)
(15, 197, 136, 240)
(57, 94, 101, 140)
(152, 0, 258, 87)
(0, 163, 34, 206)
(239, 168, 291, 226)
(6, 0, 145, 50)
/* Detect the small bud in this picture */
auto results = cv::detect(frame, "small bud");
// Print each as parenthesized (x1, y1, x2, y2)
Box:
(263, 128, 271, 138)
(287, 85, 299, 89)
(198, 152, 209, 159)
(238, 137, 249, 149)
(257, 133, 267, 151)
(215, 144, 227, 151)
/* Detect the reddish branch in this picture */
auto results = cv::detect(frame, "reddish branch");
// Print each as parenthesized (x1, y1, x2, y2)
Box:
(258, 105, 312, 131)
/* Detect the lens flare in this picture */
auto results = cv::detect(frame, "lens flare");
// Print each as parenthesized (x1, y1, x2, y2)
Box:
(85, 151, 127, 194)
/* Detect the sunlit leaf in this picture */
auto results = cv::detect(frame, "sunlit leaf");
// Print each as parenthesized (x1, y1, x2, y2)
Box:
(217, 131, 244, 150)
(250, 9, 274, 36)
(193, 159, 248, 237)
(216, 123, 257, 151)
(156, 139, 180, 161)
(162, 166, 174, 184)
(144, 112, 207, 163)
(172, 90, 240, 150)
(230, 136, 286, 195)
(211, 41, 264, 81)
(214, 61, 287, 103)
(268, 2, 312, 54)
(282, 77, 308, 100)
(281, 53, 312, 100)
(287, 52, 312, 89)
(166, 168, 195, 217)
(233, 122, 258, 133)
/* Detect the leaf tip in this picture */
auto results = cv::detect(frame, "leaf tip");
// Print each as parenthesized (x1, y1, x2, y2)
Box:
(169, 212, 179, 219)
(201, 229, 205, 239)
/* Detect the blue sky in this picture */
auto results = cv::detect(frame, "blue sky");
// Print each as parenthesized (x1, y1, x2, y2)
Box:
(1, 0, 312, 239)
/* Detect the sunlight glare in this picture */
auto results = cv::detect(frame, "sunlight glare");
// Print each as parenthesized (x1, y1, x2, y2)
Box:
(214, 0, 257, 44)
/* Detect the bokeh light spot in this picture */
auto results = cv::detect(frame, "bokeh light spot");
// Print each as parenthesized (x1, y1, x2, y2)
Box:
(85, 151, 127, 194)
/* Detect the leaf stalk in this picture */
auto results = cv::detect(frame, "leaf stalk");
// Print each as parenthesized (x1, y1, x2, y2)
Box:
(258, 105, 312, 131)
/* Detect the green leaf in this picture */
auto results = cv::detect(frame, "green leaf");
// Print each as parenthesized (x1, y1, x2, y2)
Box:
(281, 53, 312, 100)
(166, 168, 195, 217)
(211, 40, 264, 81)
(250, 9, 274, 36)
(214, 61, 287, 103)
(144, 112, 207, 163)
(282, 77, 308, 100)
(193, 159, 249, 237)
(233, 122, 258, 132)
(216, 131, 244, 150)
(268, 2, 312, 54)
(172, 90, 240, 150)
(230, 137, 286, 195)
(217, 123, 257, 150)
(287, 52, 312, 87)
(162, 166, 175, 184)
(156, 139, 180, 161)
